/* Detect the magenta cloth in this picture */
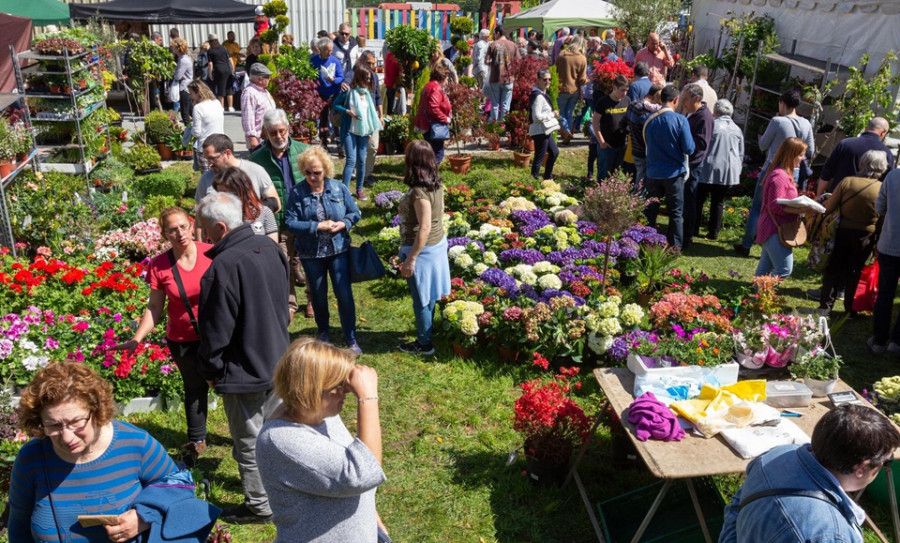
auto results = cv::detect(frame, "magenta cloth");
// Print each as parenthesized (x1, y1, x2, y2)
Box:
(627, 392, 685, 442)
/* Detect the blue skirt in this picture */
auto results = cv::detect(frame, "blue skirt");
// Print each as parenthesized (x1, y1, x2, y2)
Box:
(400, 236, 451, 308)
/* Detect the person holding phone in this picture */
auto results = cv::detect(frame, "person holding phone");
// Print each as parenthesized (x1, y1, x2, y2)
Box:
(634, 33, 674, 87)
(8, 362, 179, 542)
(257, 337, 390, 542)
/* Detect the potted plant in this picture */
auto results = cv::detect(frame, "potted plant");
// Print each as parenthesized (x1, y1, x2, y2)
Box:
(384, 26, 439, 90)
(0, 125, 15, 178)
(439, 299, 485, 358)
(381, 115, 410, 155)
(483, 121, 503, 150)
(144, 111, 180, 161)
(633, 244, 676, 306)
(33, 37, 85, 56)
(445, 81, 483, 174)
(507, 111, 532, 168)
(123, 143, 162, 174)
(271, 71, 326, 143)
(790, 347, 841, 397)
(513, 367, 593, 486)
(123, 37, 175, 108)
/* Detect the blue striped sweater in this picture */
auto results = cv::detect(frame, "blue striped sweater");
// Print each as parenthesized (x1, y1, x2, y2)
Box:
(8, 420, 177, 542)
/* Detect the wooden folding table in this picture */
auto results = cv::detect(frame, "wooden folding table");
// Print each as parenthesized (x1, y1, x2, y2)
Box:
(565, 367, 900, 543)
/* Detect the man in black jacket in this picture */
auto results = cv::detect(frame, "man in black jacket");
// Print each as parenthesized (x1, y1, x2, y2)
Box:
(680, 83, 714, 249)
(196, 191, 290, 525)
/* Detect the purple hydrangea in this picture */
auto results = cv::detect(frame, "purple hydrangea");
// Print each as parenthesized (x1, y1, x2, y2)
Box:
(540, 290, 586, 306)
(374, 190, 404, 209)
(608, 336, 629, 361)
(576, 221, 598, 234)
(558, 265, 603, 284)
(511, 209, 552, 237)
(480, 268, 519, 297)
(623, 225, 667, 246)
(391, 214, 401, 227)
(447, 237, 485, 251)
(498, 248, 546, 265)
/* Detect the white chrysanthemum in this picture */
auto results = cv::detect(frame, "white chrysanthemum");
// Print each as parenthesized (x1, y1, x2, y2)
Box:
(620, 304, 645, 327)
(597, 300, 619, 319)
(483, 251, 498, 265)
(448, 246, 466, 259)
(532, 261, 559, 275)
(597, 317, 623, 336)
(473, 263, 488, 275)
(455, 254, 474, 268)
(554, 209, 578, 225)
(537, 274, 562, 290)
(460, 313, 479, 336)
(587, 333, 614, 354)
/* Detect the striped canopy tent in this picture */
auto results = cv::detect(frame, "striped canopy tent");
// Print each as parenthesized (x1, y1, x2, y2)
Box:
(503, 0, 617, 37)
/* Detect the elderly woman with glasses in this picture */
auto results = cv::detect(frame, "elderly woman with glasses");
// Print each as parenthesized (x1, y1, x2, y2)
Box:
(285, 146, 363, 354)
(8, 362, 180, 542)
(334, 66, 382, 201)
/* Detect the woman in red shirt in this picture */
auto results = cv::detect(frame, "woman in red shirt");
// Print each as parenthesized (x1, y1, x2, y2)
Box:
(112, 207, 213, 466)
(413, 66, 452, 165)
(754, 137, 808, 278)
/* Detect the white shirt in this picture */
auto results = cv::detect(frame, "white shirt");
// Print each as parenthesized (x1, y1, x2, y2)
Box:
(191, 100, 225, 150)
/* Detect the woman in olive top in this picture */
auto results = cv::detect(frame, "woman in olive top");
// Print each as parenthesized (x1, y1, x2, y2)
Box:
(397, 141, 451, 355)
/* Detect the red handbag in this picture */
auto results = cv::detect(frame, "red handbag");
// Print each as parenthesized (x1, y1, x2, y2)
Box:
(853, 258, 879, 312)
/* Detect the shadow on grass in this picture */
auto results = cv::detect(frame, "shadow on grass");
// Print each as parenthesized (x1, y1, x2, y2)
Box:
(367, 277, 409, 301)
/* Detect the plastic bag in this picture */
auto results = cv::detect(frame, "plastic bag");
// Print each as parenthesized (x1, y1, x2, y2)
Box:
(853, 258, 879, 312)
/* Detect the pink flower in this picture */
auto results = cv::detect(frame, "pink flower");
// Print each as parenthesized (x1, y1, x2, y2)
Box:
(160, 364, 175, 375)
(36, 246, 51, 257)
(45, 337, 59, 350)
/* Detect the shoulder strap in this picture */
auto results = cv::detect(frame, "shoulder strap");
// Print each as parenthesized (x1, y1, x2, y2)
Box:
(837, 179, 877, 214)
(739, 488, 839, 510)
(168, 249, 201, 337)
(40, 440, 66, 542)
(642, 107, 673, 146)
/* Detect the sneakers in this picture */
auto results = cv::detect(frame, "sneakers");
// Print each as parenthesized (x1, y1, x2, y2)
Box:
(733, 243, 750, 257)
(181, 440, 206, 468)
(869, 336, 887, 354)
(221, 504, 273, 525)
(806, 288, 844, 301)
(348, 341, 363, 355)
(356, 189, 368, 200)
(316, 331, 330, 343)
(227, 107, 235, 113)
(398, 340, 435, 356)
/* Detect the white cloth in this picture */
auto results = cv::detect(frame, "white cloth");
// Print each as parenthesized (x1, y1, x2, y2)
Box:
(191, 100, 225, 150)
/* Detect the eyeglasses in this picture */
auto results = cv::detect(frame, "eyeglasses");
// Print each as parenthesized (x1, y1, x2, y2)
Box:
(540, 78, 552, 82)
(165, 224, 192, 235)
(304, 169, 324, 176)
(204, 152, 223, 163)
(340, 32, 350, 36)
(42, 413, 92, 436)
(272, 126, 290, 136)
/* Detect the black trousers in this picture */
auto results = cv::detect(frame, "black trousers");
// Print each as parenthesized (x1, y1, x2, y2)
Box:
(167, 339, 209, 443)
(820, 228, 875, 313)
(179, 89, 193, 125)
(531, 133, 558, 180)
(696, 183, 729, 239)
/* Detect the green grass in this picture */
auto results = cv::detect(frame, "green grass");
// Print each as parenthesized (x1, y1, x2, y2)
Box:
(116, 146, 900, 542)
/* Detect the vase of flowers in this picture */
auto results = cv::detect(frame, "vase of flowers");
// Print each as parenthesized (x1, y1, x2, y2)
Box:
(513, 367, 592, 486)
(791, 347, 841, 397)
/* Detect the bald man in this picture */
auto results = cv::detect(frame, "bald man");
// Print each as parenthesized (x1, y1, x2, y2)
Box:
(817, 117, 894, 196)
(634, 33, 674, 87)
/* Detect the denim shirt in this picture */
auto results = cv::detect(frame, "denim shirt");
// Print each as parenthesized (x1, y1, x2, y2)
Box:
(719, 444, 864, 543)
(284, 178, 361, 258)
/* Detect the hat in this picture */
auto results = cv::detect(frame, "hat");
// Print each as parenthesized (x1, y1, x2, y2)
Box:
(207, 32, 218, 41)
(249, 63, 272, 77)
(255, 5, 264, 15)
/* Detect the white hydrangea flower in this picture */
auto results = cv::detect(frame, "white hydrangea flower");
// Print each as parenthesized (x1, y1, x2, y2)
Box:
(455, 254, 474, 268)
(483, 251, 498, 265)
(546, 196, 562, 207)
(460, 313, 479, 336)
(597, 317, 623, 336)
(448, 246, 466, 259)
(597, 300, 620, 319)
(532, 261, 559, 275)
(584, 313, 601, 332)
(537, 274, 562, 290)
(473, 263, 488, 275)
(541, 180, 562, 192)
(607, 295, 623, 306)
(620, 304, 645, 327)
(587, 333, 614, 354)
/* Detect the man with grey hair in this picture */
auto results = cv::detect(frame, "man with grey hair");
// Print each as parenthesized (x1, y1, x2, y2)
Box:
(679, 82, 714, 249)
(311, 38, 344, 148)
(818, 116, 894, 196)
(197, 190, 289, 525)
(250, 109, 312, 319)
(332, 23, 357, 75)
(473, 28, 491, 91)
(696, 99, 744, 240)
(241, 63, 276, 152)
(550, 27, 570, 65)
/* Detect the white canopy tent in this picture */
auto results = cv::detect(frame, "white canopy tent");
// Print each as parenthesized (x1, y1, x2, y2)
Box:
(503, 0, 618, 38)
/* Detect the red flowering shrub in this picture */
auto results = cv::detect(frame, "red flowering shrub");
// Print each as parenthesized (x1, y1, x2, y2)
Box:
(592, 59, 634, 95)
(513, 367, 593, 463)
(511, 55, 549, 111)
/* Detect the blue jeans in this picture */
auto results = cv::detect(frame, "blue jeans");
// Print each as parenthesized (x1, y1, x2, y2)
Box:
(427, 137, 445, 165)
(633, 156, 647, 195)
(407, 276, 437, 345)
(741, 170, 767, 249)
(557, 92, 580, 133)
(873, 252, 900, 345)
(644, 174, 686, 248)
(755, 233, 793, 278)
(596, 145, 626, 181)
(301, 252, 357, 344)
(488, 82, 514, 121)
(342, 132, 369, 191)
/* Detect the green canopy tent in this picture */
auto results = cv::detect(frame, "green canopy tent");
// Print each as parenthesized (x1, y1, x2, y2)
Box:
(0, 0, 70, 27)
(503, 0, 618, 38)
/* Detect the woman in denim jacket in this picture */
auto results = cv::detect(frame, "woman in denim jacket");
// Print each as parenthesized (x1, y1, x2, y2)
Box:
(285, 146, 363, 354)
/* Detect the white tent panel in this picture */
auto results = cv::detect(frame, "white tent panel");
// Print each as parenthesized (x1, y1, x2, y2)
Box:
(504, 0, 618, 37)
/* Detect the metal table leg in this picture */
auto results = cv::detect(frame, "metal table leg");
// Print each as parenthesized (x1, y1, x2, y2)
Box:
(686, 478, 714, 543)
(631, 479, 674, 543)
(885, 462, 900, 543)
(564, 401, 608, 488)
(572, 468, 607, 542)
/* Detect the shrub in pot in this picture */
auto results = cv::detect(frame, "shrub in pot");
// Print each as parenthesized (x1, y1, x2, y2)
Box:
(445, 81, 483, 174)
(123, 143, 161, 173)
(271, 71, 326, 140)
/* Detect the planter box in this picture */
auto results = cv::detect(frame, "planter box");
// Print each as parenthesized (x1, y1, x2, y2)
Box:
(627, 352, 740, 399)
(118, 396, 163, 415)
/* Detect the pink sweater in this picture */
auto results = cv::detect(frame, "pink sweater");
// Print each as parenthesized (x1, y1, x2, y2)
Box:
(755, 168, 799, 245)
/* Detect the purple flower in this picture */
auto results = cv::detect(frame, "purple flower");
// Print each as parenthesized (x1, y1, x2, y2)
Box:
(448, 237, 485, 251)
(390, 214, 401, 227)
(160, 364, 175, 375)
(480, 268, 519, 297)
(374, 190, 404, 209)
(540, 290, 586, 306)
(608, 336, 629, 361)
(0, 339, 12, 359)
(511, 209, 552, 237)
(113, 313, 122, 323)
(498, 248, 546, 265)
(576, 221, 598, 234)
(44, 337, 59, 350)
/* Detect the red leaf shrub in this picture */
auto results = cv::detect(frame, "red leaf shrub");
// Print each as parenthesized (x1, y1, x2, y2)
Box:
(511, 56, 549, 111)
(271, 70, 327, 139)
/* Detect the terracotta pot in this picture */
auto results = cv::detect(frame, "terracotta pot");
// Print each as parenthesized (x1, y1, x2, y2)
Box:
(156, 143, 175, 161)
(637, 290, 654, 308)
(486, 141, 500, 151)
(523, 137, 535, 153)
(512, 151, 532, 169)
(497, 345, 522, 363)
(15, 152, 27, 163)
(49, 85, 61, 94)
(181, 149, 193, 161)
(0, 159, 11, 179)
(448, 154, 472, 174)
(451, 341, 474, 358)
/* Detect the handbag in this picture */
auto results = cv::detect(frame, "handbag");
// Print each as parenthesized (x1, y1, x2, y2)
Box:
(168, 80, 180, 103)
(766, 204, 807, 247)
(348, 226, 386, 283)
(853, 257, 879, 312)
(427, 122, 450, 141)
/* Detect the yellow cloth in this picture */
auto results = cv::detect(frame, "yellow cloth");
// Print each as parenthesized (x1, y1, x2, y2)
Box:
(224, 41, 241, 65)
(624, 135, 634, 164)
(670, 380, 770, 437)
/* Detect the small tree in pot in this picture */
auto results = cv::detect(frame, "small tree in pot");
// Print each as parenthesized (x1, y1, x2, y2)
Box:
(271, 70, 326, 141)
(445, 81, 483, 174)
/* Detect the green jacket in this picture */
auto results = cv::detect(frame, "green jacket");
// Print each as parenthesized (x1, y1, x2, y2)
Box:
(249, 139, 309, 225)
